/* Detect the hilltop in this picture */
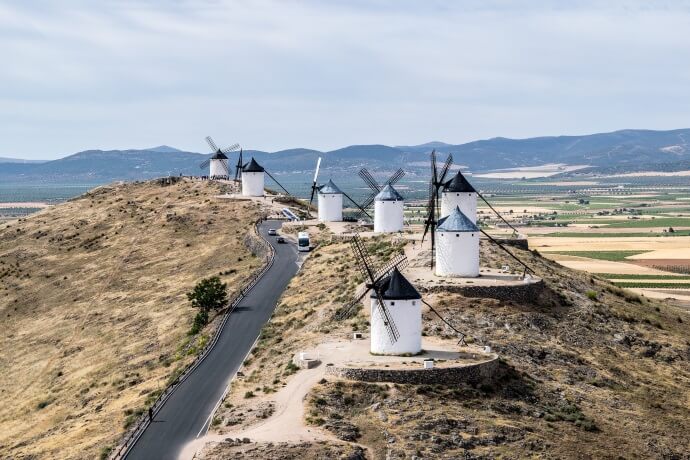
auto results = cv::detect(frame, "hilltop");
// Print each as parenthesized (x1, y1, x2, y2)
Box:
(3, 128, 690, 183)
(198, 229, 690, 459)
(0, 179, 265, 459)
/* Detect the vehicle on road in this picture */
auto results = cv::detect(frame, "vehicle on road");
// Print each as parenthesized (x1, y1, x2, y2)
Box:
(268, 228, 277, 236)
(276, 236, 286, 244)
(298, 231, 310, 252)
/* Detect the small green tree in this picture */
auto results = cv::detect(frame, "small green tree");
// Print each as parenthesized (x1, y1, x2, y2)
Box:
(187, 276, 228, 312)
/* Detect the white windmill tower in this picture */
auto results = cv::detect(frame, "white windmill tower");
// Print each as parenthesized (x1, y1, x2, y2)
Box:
(241, 158, 265, 197)
(374, 184, 404, 233)
(346, 235, 420, 355)
(435, 206, 480, 277)
(199, 136, 240, 180)
(317, 180, 344, 222)
(369, 267, 422, 354)
(441, 171, 477, 221)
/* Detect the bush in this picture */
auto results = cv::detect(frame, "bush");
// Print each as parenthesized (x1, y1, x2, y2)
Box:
(187, 276, 228, 312)
(586, 290, 598, 300)
(189, 310, 209, 335)
(244, 391, 255, 398)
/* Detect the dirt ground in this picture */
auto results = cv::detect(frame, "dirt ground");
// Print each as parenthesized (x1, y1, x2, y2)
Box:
(199, 231, 690, 459)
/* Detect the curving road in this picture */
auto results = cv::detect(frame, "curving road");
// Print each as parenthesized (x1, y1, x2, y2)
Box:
(125, 220, 299, 460)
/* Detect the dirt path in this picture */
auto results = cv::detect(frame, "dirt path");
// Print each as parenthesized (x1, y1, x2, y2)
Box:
(178, 349, 337, 459)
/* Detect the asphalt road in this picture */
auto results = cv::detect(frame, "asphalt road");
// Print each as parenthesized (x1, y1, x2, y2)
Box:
(126, 220, 299, 460)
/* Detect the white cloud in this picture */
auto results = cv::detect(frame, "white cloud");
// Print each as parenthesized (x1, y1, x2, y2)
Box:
(1, 0, 690, 158)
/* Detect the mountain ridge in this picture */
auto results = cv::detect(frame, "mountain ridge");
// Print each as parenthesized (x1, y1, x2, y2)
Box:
(2, 128, 689, 182)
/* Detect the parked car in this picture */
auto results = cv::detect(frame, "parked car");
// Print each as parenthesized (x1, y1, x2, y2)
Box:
(268, 229, 277, 236)
(276, 236, 286, 244)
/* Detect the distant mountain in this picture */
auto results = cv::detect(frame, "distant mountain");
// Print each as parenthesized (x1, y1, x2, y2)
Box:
(145, 145, 183, 153)
(0, 157, 47, 164)
(2, 128, 690, 183)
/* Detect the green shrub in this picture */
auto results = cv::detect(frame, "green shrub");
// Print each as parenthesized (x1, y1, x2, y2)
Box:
(187, 276, 228, 312)
(586, 290, 598, 300)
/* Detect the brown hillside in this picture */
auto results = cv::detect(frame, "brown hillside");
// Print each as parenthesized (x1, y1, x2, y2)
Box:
(0, 179, 262, 459)
(206, 229, 690, 459)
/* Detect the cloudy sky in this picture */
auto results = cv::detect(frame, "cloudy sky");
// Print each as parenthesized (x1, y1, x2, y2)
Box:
(2, 1, 690, 159)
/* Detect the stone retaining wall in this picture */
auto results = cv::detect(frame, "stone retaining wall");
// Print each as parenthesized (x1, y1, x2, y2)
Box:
(423, 279, 544, 303)
(326, 356, 500, 385)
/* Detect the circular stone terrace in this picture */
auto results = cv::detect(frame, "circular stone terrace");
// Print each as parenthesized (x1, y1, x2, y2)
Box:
(298, 337, 500, 386)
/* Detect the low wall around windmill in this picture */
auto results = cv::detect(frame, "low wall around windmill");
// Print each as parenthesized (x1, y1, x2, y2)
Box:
(325, 355, 500, 386)
(422, 279, 544, 303)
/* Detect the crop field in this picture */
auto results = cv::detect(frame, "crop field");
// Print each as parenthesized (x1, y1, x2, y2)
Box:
(479, 176, 690, 305)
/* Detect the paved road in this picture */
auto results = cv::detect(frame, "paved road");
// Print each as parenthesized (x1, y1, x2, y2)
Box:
(126, 220, 299, 460)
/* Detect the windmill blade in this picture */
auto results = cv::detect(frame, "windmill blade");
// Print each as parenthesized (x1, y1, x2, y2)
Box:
(199, 159, 210, 170)
(264, 170, 292, 196)
(373, 288, 400, 344)
(358, 168, 381, 193)
(372, 253, 408, 284)
(308, 157, 322, 209)
(220, 160, 229, 176)
(438, 153, 453, 184)
(430, 149, 438, 185)
(386, 168, 406, 186)
(358, 189, 378, 212)
(205, 136, 219, 153)
(342, 190, 372, 220)
(350, 234, 378, 283)
(222, 143, 240, 154)
(313, 157, 322, 184)
(234, 149, 243, 181)
(421, 180, 436, 243)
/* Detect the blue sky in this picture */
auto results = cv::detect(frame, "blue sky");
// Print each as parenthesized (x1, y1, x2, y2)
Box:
(2, 1, 690, 159)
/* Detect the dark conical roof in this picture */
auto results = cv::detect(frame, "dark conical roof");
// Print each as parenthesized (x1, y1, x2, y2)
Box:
(370, 267, 421, 300)
(242, 157, 264, 172)
(375, 184, 403, 201)
(443, 171, 475, 193)
(437, 206, 479, 232)
(318, 179, 343, 195)
(210, 151, 228, 160)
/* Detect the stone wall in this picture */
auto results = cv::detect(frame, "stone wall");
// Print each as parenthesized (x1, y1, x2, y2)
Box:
(423, 279, 545, 303)
(243, 229, 269, 258)
(326, 356, 500, 386)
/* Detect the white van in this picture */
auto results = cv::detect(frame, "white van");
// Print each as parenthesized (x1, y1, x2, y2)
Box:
(297, 231, 310, 252)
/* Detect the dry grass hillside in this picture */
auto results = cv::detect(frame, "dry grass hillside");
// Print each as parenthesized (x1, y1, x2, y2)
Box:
(0, 179, 263, 459)
(207, 230, 690, 459)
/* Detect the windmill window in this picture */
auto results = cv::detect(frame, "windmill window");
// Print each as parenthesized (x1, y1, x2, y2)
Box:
(390, 301, 395, 305)
(456, 234, 459, 237)
(412, 301, 416, 306)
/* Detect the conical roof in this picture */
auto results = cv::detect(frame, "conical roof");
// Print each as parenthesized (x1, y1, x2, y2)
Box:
(318, 179, 343, 195)
(437, 206, 479, 232)
(375, 184, 403, 201)
(242, 157, 264, 172)
(210, 151, 228, 160)
(370, 267, 421, 300)
(443, 171, 475, 193)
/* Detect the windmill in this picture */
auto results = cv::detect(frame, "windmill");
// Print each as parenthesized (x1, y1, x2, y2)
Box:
(199, 136, 240, 179)
(355, 168, 406, 219)
(421, 150, 454, 268)
(341, 235, 470, 352)
(307, 158, 372, 220)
